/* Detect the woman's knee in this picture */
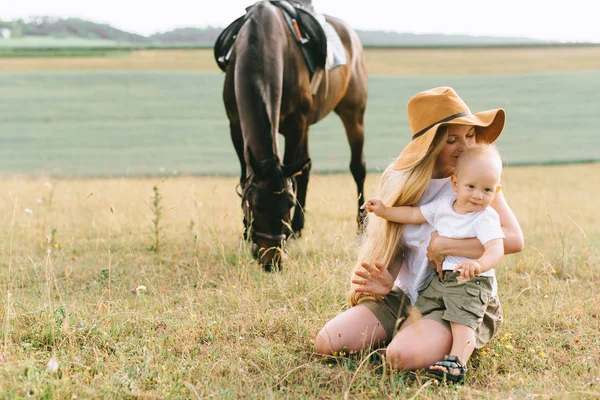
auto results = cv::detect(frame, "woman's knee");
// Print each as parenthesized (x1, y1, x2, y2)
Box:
(314, 308, 387, 355)
(385, 342, 414, 371)
(315, 327, 337, 355)
(385, 319, 452, 370)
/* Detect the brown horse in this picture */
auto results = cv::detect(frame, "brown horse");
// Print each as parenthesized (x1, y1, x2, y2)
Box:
(219, 0, 367, 270)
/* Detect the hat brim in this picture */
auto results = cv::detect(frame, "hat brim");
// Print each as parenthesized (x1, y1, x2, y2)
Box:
(392, 108, 505, 170)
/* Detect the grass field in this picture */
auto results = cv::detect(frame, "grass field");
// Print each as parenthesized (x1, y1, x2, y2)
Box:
(1, 46, 599, 397)
(1, 164, 599, 397)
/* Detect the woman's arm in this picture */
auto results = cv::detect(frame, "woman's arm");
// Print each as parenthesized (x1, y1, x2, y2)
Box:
(490, 190, 525, 254)
(427, 190, 524, 261)
(428, 233, 484, 260)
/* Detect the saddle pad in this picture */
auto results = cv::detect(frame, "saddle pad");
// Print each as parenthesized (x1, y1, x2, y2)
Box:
(315, 14, 347, 70)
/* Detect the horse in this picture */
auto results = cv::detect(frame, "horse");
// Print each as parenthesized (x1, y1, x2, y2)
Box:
(216, 0, 367, 270)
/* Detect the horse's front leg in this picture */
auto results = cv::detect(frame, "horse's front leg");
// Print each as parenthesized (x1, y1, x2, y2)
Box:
(282, 116, 311, 238)
(229, 121, 250, 239)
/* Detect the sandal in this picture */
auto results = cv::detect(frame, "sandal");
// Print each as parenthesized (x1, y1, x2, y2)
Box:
(425, 355, 467, 384)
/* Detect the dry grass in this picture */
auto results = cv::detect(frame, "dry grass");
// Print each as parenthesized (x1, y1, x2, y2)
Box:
(0, 49, 219, 72)
(1, 163, 599, 397)
(2, 46, 600, 75)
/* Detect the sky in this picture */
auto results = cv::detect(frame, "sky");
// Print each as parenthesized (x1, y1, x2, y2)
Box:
(2, 0, 600, 43)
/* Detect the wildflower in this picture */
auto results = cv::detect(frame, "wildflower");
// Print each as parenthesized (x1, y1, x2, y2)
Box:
(44, 182, 53, 190)
(24, 208, 33, 215)
(135, 285, 147, 294)
(47, 357, 59, 373)
(504, 344, 514, 350)
(551, 269, 557, 274)
(36, 198, 43, 204)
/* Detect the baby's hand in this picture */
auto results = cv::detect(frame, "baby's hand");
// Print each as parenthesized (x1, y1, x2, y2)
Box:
(454, 260, 482, 281)
(361, 199, 386, 216)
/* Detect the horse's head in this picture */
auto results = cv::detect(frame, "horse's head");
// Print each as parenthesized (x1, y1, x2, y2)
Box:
(242, 150, 310, 271)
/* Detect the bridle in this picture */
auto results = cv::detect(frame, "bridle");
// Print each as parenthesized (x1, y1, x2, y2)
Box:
(237, 174, 294, 243)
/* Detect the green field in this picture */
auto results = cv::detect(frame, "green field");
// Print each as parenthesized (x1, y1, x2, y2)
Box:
(1, 70, 600, 177)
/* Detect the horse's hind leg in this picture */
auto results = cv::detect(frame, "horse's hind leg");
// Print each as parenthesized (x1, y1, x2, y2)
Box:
(335, 102, 367, 230)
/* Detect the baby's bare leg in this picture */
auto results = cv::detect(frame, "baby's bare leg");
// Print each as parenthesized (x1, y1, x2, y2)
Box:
(428, 322, 475, 373)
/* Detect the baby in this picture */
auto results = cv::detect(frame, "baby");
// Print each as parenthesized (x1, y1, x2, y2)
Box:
(362, 144, 505, 383)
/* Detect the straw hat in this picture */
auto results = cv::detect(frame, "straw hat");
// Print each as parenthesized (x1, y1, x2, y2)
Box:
(392, 87, 505, 170)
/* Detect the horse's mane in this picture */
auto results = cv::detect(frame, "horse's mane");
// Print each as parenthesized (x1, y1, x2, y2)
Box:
(261, 158, 288, 192)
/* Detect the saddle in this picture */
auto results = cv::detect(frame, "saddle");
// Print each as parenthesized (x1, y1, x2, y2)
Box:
(214, 1, 328, 91)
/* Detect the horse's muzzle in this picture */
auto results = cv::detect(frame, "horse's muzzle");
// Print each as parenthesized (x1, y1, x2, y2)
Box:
(252, 242, 283, 272)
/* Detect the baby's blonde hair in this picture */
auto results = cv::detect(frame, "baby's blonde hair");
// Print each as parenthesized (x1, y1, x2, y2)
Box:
(454, 144, 503, 181)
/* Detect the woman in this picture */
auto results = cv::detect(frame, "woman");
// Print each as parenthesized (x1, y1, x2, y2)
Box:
(315, 87, 524, 372)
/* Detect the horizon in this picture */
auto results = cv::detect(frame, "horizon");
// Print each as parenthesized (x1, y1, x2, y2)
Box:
(1, 15, 568, 42)
(2, 0, 600, 43)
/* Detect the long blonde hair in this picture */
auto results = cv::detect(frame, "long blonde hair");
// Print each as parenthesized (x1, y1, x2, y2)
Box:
(349, 127, 449, 306)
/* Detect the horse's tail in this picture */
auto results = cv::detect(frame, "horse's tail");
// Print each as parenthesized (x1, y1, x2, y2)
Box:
(234, 1, 286, 165)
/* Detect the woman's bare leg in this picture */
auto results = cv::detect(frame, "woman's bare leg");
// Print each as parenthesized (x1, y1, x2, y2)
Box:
(315, 305, 388, 355)
(386, 317, 452, 370)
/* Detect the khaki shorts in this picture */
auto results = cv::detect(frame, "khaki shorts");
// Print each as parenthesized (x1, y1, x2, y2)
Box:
(415, 272, 494, 332)
(363, 287, 412, 340)
(363, 274, 503, 349)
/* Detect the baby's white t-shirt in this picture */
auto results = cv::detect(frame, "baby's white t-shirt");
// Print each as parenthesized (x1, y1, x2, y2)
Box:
(420, 195, 505, 295)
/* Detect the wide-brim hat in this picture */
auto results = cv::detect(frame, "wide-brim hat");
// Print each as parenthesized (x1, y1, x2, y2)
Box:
(392, 87, 505, 170)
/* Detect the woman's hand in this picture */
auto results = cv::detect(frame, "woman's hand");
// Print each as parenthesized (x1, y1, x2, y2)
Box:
(351, 262, 394, 296)
(426, 231, 445, 278)
(361, 199, 386, 217)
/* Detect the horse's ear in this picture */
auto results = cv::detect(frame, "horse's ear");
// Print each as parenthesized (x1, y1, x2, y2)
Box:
(282, 158, 311, 178)
(247, 147, 264, 179)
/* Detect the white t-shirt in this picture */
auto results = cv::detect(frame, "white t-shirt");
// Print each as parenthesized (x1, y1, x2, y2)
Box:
(394, 178, 454, 304)
(420, 195, 505, 295)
